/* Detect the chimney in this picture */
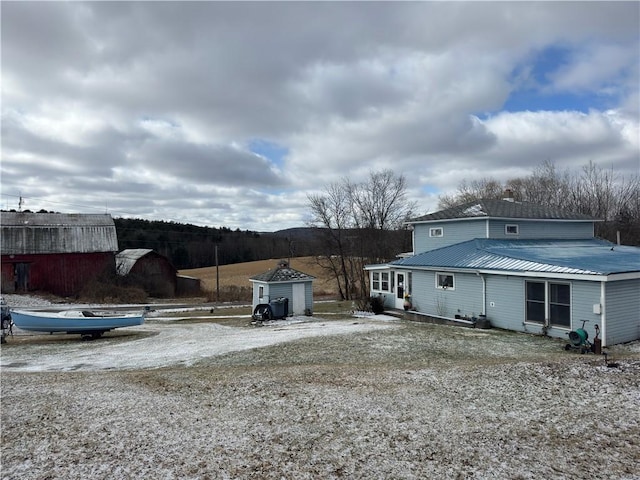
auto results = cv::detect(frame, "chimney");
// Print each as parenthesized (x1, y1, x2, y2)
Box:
(503, 189, 515, 202)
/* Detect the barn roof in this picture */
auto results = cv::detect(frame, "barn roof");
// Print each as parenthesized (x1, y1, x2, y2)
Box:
(389, 238, 640, 276)
(1, 212, 118, 254)
(250, 260, 315, 283)
(115, 249, 154, 275)
(409, 199, 599, 223)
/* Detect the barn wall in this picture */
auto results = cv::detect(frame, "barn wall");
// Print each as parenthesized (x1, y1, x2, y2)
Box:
(1, 252, 115, 297)
(128, 255, 177, 297)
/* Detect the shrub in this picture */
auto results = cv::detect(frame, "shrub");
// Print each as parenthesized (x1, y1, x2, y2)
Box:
(369, 295, 385, 314)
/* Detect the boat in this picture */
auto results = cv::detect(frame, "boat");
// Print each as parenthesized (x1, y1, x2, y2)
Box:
(10, 309, 145, 339)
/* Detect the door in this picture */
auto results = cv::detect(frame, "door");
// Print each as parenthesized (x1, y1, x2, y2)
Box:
(292, 283, 305, 315)
(15, 263, 30, 292)
(395, 271, 412, 309)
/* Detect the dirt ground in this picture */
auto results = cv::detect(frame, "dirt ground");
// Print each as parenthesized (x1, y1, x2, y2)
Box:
(2, 307, 640, 480)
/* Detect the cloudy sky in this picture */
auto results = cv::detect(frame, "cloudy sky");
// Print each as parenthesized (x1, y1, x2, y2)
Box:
(2, 1, 638, 231)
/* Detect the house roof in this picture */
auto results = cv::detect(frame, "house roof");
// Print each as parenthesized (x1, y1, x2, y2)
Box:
(409, 199, 599, 223)
(250, 261, 315, 283)
(116, 249, 154, 275)
(390, 239, 640, 276)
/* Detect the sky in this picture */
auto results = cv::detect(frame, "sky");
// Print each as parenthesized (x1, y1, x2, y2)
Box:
(1, 1, 639, 232)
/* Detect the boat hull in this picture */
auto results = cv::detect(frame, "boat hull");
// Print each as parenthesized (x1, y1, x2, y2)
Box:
(10, 309, 145, 335)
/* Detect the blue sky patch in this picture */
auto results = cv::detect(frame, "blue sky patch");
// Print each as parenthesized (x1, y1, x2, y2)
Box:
(248, 139, 289, 168)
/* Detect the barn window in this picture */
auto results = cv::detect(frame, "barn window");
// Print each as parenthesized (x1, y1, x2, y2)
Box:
(430, 227, 444, 238)
(436, 273, 454, 290)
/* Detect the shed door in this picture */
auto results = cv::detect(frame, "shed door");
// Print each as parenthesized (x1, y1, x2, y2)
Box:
(15, 263, 30, 292)
(292, 283, 305, 315)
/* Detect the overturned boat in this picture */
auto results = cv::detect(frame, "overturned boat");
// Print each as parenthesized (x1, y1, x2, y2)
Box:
(10, 309, 145, 339)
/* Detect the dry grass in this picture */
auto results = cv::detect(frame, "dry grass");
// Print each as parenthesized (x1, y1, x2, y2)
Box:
(180, 256, 338, 298)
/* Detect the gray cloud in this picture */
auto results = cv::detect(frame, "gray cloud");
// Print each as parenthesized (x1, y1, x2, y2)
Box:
(2, 1, 638, 228)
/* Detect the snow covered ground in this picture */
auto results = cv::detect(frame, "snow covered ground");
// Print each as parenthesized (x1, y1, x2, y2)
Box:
(1, 295, 639, 479)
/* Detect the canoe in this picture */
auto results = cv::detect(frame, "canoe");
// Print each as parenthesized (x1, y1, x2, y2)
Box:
(10, 309, 145, 338)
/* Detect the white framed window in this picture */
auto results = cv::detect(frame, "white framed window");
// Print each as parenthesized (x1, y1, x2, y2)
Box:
(381, 272, 390, 291)
(430, 227, 444, 238)
(505, 224, 519, 235)
(259, 286, 264, 298)
(436, 273, 454, 290)
(525, 281, 571, 328)
(372, 272, 391, 292)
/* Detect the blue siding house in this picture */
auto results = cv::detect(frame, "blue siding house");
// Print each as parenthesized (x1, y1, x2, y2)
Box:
(366, 195, 640, 346)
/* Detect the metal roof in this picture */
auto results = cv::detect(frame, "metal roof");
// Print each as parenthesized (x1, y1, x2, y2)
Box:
(250, 260, 315, 283)
(1, 212, 118, 255)
(410, 199, 599, 223)
(116, 249, 154, 275)
(390, 239, 640, 276)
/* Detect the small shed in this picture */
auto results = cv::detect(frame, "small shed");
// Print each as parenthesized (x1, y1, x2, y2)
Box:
(250, 260, 314, 316)
(116, 249, 177, 297)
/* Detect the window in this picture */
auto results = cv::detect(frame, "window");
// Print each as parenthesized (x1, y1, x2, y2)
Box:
(372, 272, 391, 292)
(381, 272, 390, 291)
(525, 281, 571, 328)
(526, 281, 545, 323)
(549, 283, 570, 327)
(505, 224, 519, 235)
(436, 273, 454, 290)
(430, 227, 444, 237)
(259, 286, 264, 298)
(372, 272, 380, 290)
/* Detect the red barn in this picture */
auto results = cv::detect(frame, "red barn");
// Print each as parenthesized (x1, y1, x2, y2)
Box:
(116, 249, 177, 297)
(1, 212, 118, 297)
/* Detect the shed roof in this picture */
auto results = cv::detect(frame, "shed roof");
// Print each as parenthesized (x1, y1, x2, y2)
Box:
(389, 239, 640, 276)
(409, 199, 598, 223)
(116, 249, 154, 275)
(250, 260, 315, 283)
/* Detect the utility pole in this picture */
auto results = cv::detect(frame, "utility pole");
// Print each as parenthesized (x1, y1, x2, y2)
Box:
(215, 244, 220, 303)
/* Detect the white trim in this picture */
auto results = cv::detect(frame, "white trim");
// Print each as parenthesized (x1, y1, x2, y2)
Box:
(600, 281, 607, 347)
(408, 217, 601, 225)
(505, 224, 519, 235)
(436, 272, 455, 290)
(429, 227, 444, 238)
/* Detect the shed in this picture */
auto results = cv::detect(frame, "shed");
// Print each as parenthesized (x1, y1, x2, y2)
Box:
(1, 212, 118, 296)
(250, 260, 315, 316)
(116, 249, 177, 297)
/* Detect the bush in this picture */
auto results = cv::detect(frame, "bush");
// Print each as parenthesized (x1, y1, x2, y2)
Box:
(369, 295, 385, 314)
(204, 285, 252, 303)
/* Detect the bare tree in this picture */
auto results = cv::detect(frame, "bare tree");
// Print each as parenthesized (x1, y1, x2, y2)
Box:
(307, 170, 414, 300)
(437, 160, 640, 245)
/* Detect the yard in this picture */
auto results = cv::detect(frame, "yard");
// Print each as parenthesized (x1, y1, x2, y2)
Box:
(1, 298, 639, 479)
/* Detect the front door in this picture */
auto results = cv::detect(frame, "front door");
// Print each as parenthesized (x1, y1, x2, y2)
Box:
(395, 272, 410, 309)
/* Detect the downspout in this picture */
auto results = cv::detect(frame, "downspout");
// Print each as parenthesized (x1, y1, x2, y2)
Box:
(600, 281, 607, 348)
(476, 271, 486, 315)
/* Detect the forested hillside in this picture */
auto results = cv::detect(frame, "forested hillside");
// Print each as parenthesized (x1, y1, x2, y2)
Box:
(114, 218, 325, 269)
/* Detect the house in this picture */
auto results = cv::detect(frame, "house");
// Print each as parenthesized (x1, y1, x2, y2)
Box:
(365, 195, 640, 347)
(250, 260, 315, 316)
(116, 249, 177, 297)
(1, 212, 119, 297)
